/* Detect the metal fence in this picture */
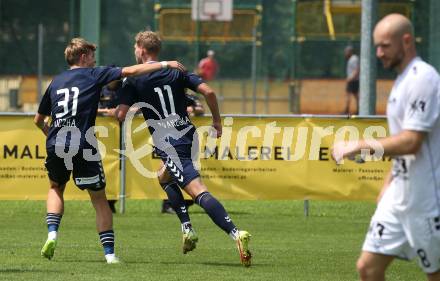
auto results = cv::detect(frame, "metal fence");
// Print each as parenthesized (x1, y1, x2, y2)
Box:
(0, 0, 437, 114)
(0, 77, 22, 111)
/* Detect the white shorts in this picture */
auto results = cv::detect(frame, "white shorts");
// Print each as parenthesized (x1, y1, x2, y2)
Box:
(362, 208, 440, 273)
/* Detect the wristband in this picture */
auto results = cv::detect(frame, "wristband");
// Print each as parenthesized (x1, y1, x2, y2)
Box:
(160, 61, 168, 69)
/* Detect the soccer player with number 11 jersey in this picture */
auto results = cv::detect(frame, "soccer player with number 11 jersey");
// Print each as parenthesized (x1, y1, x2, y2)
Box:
(116, 31, 252, 267)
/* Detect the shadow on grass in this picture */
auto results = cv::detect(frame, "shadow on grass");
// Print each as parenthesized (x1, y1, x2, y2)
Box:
(200, 261, 257, 267)
(185, 210, 251, 216)
(124, 259, 270, 268)
(57, 259, 107, 263)
(114, 259, 238, 267)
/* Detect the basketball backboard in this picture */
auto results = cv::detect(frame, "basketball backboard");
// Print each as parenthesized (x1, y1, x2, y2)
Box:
(192, 0, 233, 21)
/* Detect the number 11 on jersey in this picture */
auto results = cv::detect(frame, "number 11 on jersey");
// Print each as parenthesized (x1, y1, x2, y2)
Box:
(154, 85, 175, 117)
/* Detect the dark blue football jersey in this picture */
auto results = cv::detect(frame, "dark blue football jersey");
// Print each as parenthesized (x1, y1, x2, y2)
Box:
(38, 66, 122, 149)
(118, 67, 204, 146)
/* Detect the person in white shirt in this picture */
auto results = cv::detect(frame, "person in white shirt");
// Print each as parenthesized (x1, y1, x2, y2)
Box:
(332, 14, 440, 281)
(344, 45, 360, 114)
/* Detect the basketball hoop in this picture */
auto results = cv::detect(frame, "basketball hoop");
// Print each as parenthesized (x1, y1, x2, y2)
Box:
(206, 13, 219, 21)
(203, 0, 221, 21)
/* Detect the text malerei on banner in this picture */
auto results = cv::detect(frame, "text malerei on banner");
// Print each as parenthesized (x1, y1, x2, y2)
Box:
(124, 116, 391, 201)
(0, 116, 120, 200)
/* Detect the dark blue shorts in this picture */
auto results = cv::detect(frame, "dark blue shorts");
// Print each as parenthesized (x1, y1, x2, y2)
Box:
(346, 80, 359, 94)
(45, 149, 106, 191)
(155, 144, 200, 188)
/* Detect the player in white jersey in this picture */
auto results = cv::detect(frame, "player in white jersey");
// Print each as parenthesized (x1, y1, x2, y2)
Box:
(332, 14, 440, 280)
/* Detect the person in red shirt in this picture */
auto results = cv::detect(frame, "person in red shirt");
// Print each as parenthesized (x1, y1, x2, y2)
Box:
(197, 50, 218, 81)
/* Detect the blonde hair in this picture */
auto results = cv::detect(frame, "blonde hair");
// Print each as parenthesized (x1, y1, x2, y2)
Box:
(135, 31, 161, 54)
(64, 38, 97, 66)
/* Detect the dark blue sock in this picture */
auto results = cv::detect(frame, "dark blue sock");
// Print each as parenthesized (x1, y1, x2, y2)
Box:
(46, 213, 62, 232)
(99, 230, 115, 255)
(195, 191, 236, 234)
(160, 181, 191, 224)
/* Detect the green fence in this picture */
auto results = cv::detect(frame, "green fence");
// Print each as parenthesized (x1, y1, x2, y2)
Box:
(0, 0, 435, 79)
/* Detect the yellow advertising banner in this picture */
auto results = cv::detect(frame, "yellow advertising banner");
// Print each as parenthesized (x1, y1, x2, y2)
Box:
(0, 116, 120, 200)
(123, 116, 391, 201)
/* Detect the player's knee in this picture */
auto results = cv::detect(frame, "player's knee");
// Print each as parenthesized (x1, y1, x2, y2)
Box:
(185, 181, 207, 200)
(157, 169, 170, 184)
(158, 175, 167, 186)
(357, 259, 369, 279)
(88, 189, 107, 202)
(49, 181, 65, 191)
(356, 258, 377, 280)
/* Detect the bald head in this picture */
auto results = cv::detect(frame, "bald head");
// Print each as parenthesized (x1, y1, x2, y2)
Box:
(373, 14, 417, 72)
(344, 45, 354, 59)
(374, 13, 414, 40)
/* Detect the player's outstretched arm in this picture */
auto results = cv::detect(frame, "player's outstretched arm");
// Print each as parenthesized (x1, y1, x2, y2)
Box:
(197, 83, 222, 138)
(331, 129, 425, 164)
(33, 113, 49, 136)
(121, 61, 186, 77)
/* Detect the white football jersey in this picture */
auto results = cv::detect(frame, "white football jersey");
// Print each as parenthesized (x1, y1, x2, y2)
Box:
(382, 57, 440, 214)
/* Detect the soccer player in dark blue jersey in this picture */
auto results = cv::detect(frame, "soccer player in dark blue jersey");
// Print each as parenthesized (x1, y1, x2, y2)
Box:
(34, 37, 186, 264)
(116, 31, 252, 266)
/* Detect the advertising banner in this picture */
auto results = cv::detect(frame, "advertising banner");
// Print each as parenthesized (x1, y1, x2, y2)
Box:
(124, 116, 391, 201)
(0, 116, 120, 200)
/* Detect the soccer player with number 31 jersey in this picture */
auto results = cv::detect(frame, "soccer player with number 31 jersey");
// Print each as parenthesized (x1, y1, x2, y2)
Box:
(34, 37, 186, 264)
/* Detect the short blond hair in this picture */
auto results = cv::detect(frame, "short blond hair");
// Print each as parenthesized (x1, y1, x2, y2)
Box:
(64, 38, 97, 66)
(135, 31, 161, 54)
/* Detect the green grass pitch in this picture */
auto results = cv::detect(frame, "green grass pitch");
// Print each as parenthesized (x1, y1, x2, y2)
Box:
(0, 200, 423, 281)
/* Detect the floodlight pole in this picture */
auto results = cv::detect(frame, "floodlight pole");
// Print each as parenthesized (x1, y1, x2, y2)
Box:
(429, 0, 440, 71)
(37, 23, 44, 101)
(69, 0, 75, 38)
(359, 0, 377, 115)
(194, 0, 201, 68)
(80, 0, 100, 64)
(251, 27, 257, 114)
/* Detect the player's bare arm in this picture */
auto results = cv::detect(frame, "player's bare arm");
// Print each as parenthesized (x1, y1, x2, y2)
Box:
(121, 61, 186, 77)
(196, 83, 222, 138)
(33, 113, 50, 136)
(331, 129, 425, 163)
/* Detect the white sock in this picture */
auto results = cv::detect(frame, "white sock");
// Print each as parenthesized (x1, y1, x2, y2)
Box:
(181, 222, 192, 234)
(229, 228, 239, 240)
(105, 253, 116, 261)
(48, 231, 57, 240)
